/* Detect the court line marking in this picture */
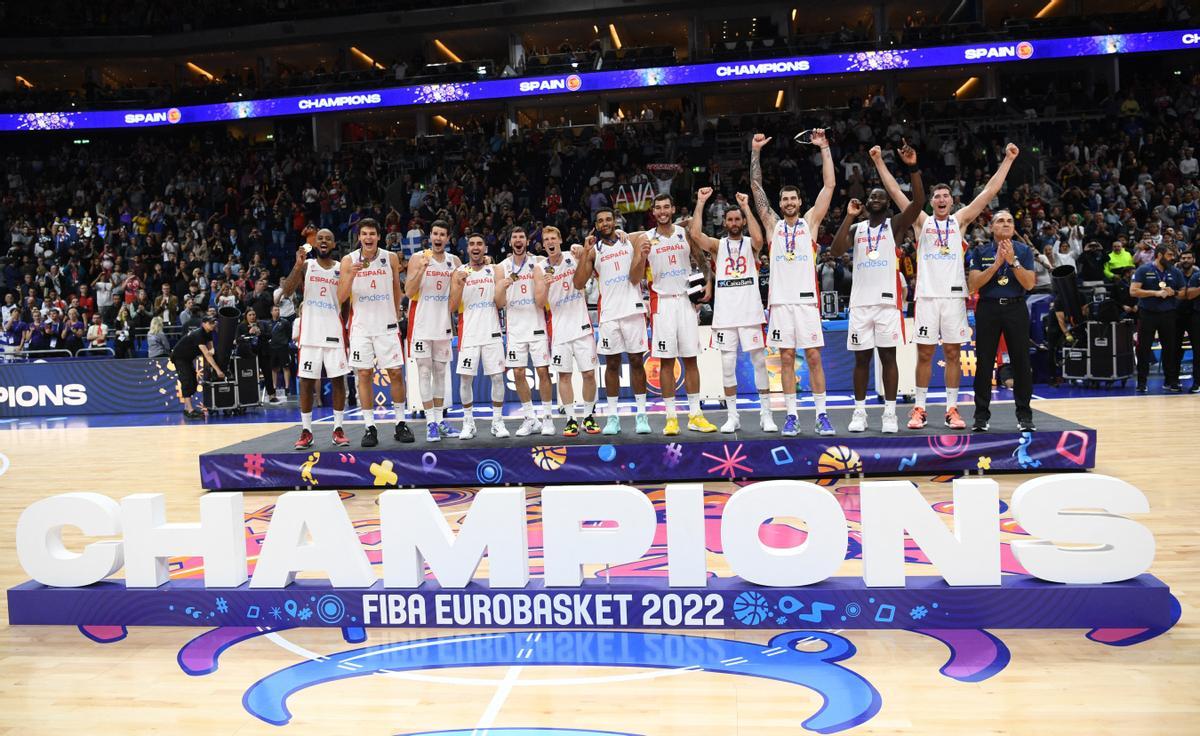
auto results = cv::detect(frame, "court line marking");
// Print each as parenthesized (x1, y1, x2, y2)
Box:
(473, 665, 524, 735)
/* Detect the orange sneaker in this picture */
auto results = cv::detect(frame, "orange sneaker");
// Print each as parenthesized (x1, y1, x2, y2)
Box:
(944, 407, 966, 429)
(906, 406, 927, 429)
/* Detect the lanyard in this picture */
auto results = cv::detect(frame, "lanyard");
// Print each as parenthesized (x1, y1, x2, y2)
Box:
(933, 217, 950, 250)
(866, 222, 886, 260)
(783, 220, 802, 258)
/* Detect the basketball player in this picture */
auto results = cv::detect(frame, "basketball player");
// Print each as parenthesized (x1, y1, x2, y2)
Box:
(690, 189, 776, 433)
(449, 234, 509, 439)
(281, 228, 350, 449)
(497, 226, 555, 436)
(870, 142, 1020, 429)
(336, 218, 414, 447)
(629, 194, 717, 435)
(405, 220, 461, 442)
(830, 144, 925, 434)
(534, 226, 600, 437)
(577, 208, 650, 435)
(750, 129, 836, 436)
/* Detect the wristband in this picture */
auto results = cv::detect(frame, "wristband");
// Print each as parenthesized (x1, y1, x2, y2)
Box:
(905, 164, 920, 174)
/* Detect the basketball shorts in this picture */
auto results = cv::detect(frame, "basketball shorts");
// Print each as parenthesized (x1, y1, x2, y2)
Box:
(297, 344, 351, 379)
(349, 332, 404, 370)
(650, 296, 700, 358)
(711, 325, 765, 352)
(766, 304, 824, 350)
(457, 343, 505, 376)
(597, 313, 648, 356)
(914, 298, 970, 345)
(505, 337, 552, 368)
(409, 336, 451, 363)
(550, 334, 599, 372)
(847, 305, 902, 351)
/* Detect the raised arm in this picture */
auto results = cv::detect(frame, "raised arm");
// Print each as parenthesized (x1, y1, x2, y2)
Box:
(804, 128, 836, 230)
(533, 265, 550, 309)
(336, 254, 359, 305)
(869, 145, 913, 212)
(404, 250, 428, 300)
(573, 237, 596, 290)
(957, 143, 1019, 227)
(281, 247, 308, 298)
(830, 198, 862, 259)
(749, 133, 779, 233)
(891, 144, 926, 236)
(689, 188, 722, 254)
(735, 192, 764, 255)
(629, 233, 650, 286)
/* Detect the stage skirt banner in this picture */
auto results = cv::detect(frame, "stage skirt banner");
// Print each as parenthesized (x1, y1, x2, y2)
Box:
(0, 357, 184, 417)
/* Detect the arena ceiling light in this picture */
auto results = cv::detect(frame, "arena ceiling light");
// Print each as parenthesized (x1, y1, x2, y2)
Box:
(434, 39, 462, 63)
(1035, 0, 1062, 19)
(609, 24, 622, 50)
(954, 76, 979, 97)
(15, 75, 33, 89)
(186, 62, 214, 81)
(775, 90, 785, 109)
(351, 46, 385, 70)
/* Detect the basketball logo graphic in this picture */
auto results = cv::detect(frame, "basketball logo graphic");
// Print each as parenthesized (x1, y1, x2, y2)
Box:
(817, 445, 863, 474)
(732, 591, 772, 625)
(645, 356, 684, 394)
(1016, 41, 1034, 59)
(531, 445, 568, 470)
(167, 107, 182, 124)
(566, 74, 583, 91)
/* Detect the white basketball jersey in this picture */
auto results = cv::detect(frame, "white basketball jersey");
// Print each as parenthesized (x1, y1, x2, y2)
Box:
(767, 218, 818, 306)
(411, 250, 460, 341)
(459, 265, 503, 349)
(299, 259, 344, 348)
(545, 254, 592, 345)
(347, 247, 397, 337)
(915, 215, 968, 299)
(850, 220, 902, 309)
(713, 236, 764, 328)
(595, 237, 645, 322)
(500, 253, 547, 343)
(647, 225, 691, 296)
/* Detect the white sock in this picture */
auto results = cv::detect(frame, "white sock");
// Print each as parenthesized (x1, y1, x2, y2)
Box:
(884, 400, 897, 416)
(493, 409, 505, 424)
(465, 405, 476, 418)
(946, 386, 959, 408)
(813, 392, 827, 415)
(664, 397, 676, 417)
(363, 409, 375, 427)
(784, 394, 797, 416)
(301, 412, 312, 431)
(522, 401, 534, 418)
(563, 402, 576, 419)
(854, 400, 866, 412)
(635, 393, 647, 414)
(759, 393, 772, 414)
(726, 398, 739, 420)
(687, 395, 701, 415)
(607, 395, 619, 414)
(333, 409, 344, 428)
(575, 401, 588, 417)
(914, 386, 928, 409)
(432, 407, 443, 423)
(394, 404, 406, 421)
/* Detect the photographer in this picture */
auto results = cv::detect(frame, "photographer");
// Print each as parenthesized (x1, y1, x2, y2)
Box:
(170, 315, 223, 419)
(237, 309, 277, 401)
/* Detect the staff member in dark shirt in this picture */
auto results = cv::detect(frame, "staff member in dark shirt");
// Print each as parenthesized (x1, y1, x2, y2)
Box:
(171, 316, 224, 418)
(1131, 244, 1186, 393)
(1174, 249, 1200, 393)
(967, 210, 1037, 432)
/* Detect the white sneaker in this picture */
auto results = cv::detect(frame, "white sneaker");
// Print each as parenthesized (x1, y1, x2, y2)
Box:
(540, 417, 555, 435)
(515, 417, 539, 437)
(720, 414, 740, 433)
(459, 420, 477, 440)
(760, 412, 778, 433)
(492, 420, 510, 438)
(848, 409, 868, 433)
(881, 412, 899, 434)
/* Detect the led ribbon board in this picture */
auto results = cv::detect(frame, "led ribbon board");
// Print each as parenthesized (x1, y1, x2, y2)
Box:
(6, 29, 1198, 132)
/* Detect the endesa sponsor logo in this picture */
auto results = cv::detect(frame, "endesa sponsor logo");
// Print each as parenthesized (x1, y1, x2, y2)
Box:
(0, 383, 87, 408)
(1184, 33, 1200, 45)
(297, 93, 382, 110)
(123, 107, 181, 125)
(519, 74, 583, 93)
(964, 42, 1034, 60)
(716, 60, 810, 77)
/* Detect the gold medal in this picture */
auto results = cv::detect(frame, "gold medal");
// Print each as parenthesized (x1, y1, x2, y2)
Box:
(868, 250, 880, 260)
(786, 251, 796, 261)
(545, 266, 555, 276)
(1158, 280, 1167, 289)
(998, 276, 1010, 286)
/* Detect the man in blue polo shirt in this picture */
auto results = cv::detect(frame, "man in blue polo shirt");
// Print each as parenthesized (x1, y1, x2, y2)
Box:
(1130, 243, 1187, 393)
(968, 210, 1037, 432)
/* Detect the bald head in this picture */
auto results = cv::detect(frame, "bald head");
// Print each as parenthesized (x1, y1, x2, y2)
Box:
(314, 228, 336, 258)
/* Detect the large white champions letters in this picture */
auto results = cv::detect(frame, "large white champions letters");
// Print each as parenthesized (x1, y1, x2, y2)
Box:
(12, 474, 1158, 589)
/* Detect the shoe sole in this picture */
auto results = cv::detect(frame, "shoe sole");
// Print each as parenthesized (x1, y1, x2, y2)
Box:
(689, 426, 717, 433)
(332, 441, 350, 447)
(294, 443, 313, 450)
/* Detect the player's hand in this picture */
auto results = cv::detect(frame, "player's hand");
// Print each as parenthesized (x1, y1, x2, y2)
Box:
(614, 229, 628, 241)
(735, 192, 750, 208)
(452, 269, 468, 287)
(216, 368, 226, 379)
(413, 250, 429, 270)
(539, 269, 553, 285)
(1163, 286, 1176, 298)
(295, 246, 308, 267)
(583, 234, 596, 251)
(846, 198, 863, 218)
(347, 259, 364, 276)
(1005, 143, 1020, 160)
(498, 275, 513, 291)
(869, 145, 883, 161)
(571, 243, 585, 260)
(809, 128, 828, 147)
(898, 142, 917, 166)
(751, 133, 772, 151)
(697, 186, 713, 201)
(639, 240, 651, 258)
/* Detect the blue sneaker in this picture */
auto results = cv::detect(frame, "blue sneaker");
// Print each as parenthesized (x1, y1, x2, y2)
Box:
(781, 414, 799, 436)
(437, 420, 458, 438)
(603, 415, 621, 435)
(815, 413, 835, 436)
(426, 422, 440, 442)
(634, 413, 651, 434)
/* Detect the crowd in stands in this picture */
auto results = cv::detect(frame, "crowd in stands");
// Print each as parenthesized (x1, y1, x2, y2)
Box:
(2, 61, 1196, 389)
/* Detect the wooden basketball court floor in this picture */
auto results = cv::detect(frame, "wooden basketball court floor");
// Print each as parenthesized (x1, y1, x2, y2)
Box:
(0, 396, 1196, 735)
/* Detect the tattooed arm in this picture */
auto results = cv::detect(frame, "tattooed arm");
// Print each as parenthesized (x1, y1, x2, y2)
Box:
(750, 133, 779, 235)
